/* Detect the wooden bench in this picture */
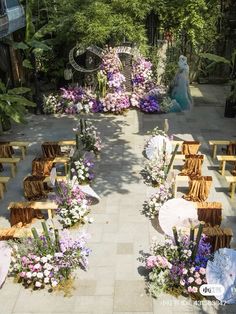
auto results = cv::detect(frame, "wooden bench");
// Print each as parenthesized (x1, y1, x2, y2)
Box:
(58, 140, 76, 146)
(225, 175, 236, 199)
(9, 141, 30, 159)
(43, 175, 67, 183)
(172, 175, 189, 197)
(53, 156, 70, 175)
(216, 155, 236, 176)
(0, 157, 21, 177)
(0, 176, 10, 199)
(8, 201, 58, 220)
(209, 140, 233, 159)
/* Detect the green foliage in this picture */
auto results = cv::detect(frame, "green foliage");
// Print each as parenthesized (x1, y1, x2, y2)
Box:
(19, 0, 221, 82)
(0, 81, 35, 124)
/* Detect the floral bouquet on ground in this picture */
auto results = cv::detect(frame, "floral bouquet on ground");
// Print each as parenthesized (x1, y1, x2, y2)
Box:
(8, 222, 91, 293)
(74, 119, 102, 155)
(102, 92, 130, 114)
(142, 225, 212, 300)
(140, 95, 161, 113)
(43, 94, 60, 114)
(143, 157, 168, 187)
(143, 182, 173, 219)
(59, 86, 96, 114)
(54, 179, 90, 228)
(72, 156, 95, 185)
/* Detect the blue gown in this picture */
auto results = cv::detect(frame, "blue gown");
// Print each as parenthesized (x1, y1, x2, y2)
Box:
(170, 65, 193, 112)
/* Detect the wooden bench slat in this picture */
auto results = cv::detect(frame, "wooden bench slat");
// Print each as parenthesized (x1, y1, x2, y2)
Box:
(58, 140, 76, 146)
(0, 158, 21, 163)
(8, 201, 58, 219)
(0, 176, 10, 183)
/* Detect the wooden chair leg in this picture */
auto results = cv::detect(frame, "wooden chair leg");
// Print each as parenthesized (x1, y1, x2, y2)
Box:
(221, 161, 226, 176)
(231, 183, 236, 199)
(0, 184, 4, 199)
(212, 145, 217, 159)
(10, 164, 15, 177)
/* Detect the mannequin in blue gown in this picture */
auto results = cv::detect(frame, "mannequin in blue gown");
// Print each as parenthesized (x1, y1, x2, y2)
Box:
(169, 55, 193, 112)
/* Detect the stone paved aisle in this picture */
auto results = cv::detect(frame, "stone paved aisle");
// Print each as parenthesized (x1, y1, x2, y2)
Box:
(0, 84, 236, 314)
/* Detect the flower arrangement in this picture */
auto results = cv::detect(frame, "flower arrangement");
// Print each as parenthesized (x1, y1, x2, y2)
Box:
(143, 226, 212, 300)
(132, 57, 154, 93)
(8, 222, 91, 293)
(102, 92, 130, 113)
(43, 94, 60, 114)
(140, 95, 161, 113)
(143, 182, 173, 219)
(99, 47, 130, 113)
(42, 87, 100, 115)
(74, 119, 102, 155)
(143, 157, 168, 186)
(60, 86, 93, 114)
(72, 157, 95, 184)
(54, 179, 90, 228)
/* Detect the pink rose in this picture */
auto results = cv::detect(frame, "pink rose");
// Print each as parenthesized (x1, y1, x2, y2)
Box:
(146, 256, 157, 269)
(187, 286, 193, 293)
(195, 278, 202, 285)
(199, 267, 206, 275)
(194, 272, 200, 278)
(188, 277, 194, 283)
(192, 287, 198, 293)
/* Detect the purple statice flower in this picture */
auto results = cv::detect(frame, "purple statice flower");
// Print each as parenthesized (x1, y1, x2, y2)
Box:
(60, 86, 84, 103)
(140, 95, 160, 113)
(91, 99, 103, 113)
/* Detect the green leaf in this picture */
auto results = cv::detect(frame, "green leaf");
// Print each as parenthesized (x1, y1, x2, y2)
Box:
(12, 41, 29, 50)
(22, 59, 34, 69)
(199, 53, 231, 65)
(0, 81, 6, 93)
(8, 87, 31, 95)
(0, 94, 36, 107)
(27, 39, 51, 51)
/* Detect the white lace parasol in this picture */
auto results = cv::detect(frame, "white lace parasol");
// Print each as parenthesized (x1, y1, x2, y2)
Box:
(158, 198, 198, 236)
(0, 241, 11, 288)
(206, 248, 236, 304)
(146, 135, 172, 160)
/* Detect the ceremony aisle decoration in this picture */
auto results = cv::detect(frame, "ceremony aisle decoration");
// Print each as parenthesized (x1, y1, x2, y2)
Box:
(98, 47, 130, 114)
(54, 179, 91, 228)
(73, 119, 102, 155)
(143, 126, 173, 187)
(143, 182, 173, 219)
(142, 225, 212, 300)
(8, 222, 91, 293)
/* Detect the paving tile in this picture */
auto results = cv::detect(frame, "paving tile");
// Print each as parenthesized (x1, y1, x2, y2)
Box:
(114, 280, 152, 312)
(117, 243, 134, 255)
(73, 296, 113, 313)
(73, 280, 97, 296)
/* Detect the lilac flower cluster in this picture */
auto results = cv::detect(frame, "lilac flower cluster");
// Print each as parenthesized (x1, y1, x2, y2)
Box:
(55, 179, 90, 228)
(9, 228, 91, 291)
(143, 182, 173, 219)
(73, 157, 95, 184)
(43, 87, 99, 114)
(145, 234, 212, 299)
(99, 47, 130, 113)
(140, 95, 161, 113)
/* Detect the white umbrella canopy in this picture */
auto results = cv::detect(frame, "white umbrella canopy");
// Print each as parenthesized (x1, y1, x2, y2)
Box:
(146, 135, 172, 160)
(0, 241, 11, 288)
(79, 184, 100, 202)
(159, 198, 198, 236)
(206, 248, 236, 304)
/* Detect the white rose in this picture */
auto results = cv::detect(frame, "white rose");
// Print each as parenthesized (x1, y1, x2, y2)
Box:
(41, 256, 48, 263)
(37, 272, 44, 279)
